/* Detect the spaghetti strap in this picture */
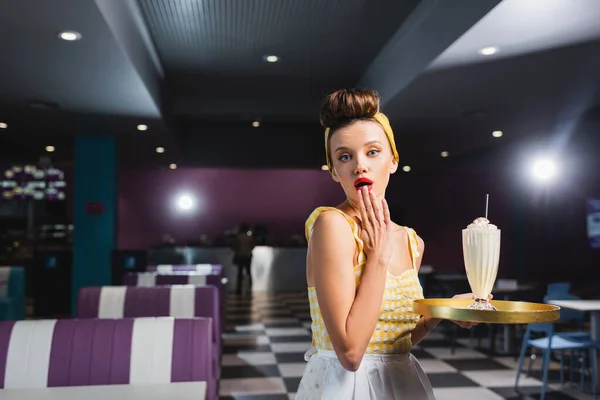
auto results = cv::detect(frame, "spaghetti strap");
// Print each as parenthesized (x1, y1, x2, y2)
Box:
(305, 206, 365, 260)
(403, 226, 421, 270)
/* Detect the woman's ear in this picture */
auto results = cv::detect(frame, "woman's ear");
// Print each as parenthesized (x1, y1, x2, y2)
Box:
(330, 167, 340, 183)
(390, 159, 399, 174)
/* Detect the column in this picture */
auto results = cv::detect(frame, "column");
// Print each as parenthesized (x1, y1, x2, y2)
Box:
(72, 136, 117, 313)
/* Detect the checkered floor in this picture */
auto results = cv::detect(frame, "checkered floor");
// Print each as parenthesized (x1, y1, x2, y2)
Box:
(220, 292, 595, 400)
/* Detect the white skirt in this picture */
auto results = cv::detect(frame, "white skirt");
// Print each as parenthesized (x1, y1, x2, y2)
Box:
(295, 348, 436, 400)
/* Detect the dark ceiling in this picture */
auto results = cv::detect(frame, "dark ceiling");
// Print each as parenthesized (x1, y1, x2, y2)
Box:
(144, 0, 422, 119)
(1, 0, 600, 170)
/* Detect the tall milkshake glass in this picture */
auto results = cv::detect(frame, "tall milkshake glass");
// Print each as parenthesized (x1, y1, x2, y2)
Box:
(462, 217, 501, 311)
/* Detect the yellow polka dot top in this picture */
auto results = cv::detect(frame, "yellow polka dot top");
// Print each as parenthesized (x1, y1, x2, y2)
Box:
(305, 206, 424, 355)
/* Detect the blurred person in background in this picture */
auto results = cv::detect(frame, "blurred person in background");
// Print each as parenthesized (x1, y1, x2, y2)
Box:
(233, 223, 255, 294)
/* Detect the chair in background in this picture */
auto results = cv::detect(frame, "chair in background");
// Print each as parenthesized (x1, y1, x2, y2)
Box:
(515, 322, 597, 400)
(547, 282, 571, 296)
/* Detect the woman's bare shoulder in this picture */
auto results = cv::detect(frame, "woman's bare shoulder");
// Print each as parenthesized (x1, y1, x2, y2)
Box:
(306, 208, 356, 286)
(311, 209, 354, 244)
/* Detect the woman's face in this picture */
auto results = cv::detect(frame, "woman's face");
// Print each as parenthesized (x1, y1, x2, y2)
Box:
(329, 120, 398, 202)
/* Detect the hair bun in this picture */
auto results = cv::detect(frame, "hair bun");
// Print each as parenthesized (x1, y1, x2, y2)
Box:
(319, 88, 381, 129)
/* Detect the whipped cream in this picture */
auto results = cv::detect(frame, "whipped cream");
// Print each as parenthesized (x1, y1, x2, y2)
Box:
(466, 217, 498, 230)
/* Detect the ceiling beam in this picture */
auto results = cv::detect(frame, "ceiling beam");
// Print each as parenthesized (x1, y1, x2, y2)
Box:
(94, 0, 164, 114)
(359, 0, 501, 107)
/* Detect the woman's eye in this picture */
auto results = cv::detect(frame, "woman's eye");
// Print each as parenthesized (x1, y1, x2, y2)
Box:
(338, 154, 350, 162)
(367, 149, 380, 156)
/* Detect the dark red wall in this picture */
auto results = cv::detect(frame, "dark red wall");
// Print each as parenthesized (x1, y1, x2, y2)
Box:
(117, 168, 344, 248)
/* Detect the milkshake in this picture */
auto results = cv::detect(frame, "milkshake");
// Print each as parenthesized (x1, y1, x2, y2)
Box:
(462, 217, 501, 311)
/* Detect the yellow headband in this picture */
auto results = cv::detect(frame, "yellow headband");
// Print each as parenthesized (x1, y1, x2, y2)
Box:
(324, 112, 399, 172)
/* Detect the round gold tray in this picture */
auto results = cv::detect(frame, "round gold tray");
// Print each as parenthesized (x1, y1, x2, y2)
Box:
(413, 298, 560, 324)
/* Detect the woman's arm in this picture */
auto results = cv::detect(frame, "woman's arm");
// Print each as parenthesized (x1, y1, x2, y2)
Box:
(311, 211, 388, 372)
(411, 316, 441, 345)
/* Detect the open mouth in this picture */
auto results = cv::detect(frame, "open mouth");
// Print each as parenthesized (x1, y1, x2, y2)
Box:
(354, 178, 373, 191)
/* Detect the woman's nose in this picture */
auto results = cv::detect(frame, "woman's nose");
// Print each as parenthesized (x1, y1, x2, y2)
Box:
(354, 158, 368, 174)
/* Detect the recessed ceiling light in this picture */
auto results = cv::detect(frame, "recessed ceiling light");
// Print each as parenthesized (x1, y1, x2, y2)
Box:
(45, 146, 55, 153)
(0, 122, 7, 129)
(492, 130, 503, 138)
(156, 147, 164, 153)
(252, 121, 260, 128)
(169, 163, 177, 170)
(58, 31, 82, 41)
(137, 124, 148, 131)
(441, 151, 449, 157)
(264, 55, 279, 63)
(402, 165, 411, 172)
(320, 165, 329, 171)
(479, 46, 498, 56)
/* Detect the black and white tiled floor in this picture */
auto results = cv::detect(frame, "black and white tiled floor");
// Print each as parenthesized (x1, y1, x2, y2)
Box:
(220, 292, 595, 400)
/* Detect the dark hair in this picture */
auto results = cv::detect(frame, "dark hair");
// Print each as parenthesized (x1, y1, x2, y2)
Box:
(239, 223, 250, 232)
(319, 88, 381, 131)
(320, 89, 381, 167)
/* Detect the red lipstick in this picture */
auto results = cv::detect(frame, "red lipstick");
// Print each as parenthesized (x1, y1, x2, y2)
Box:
(354, 177, 373, 191)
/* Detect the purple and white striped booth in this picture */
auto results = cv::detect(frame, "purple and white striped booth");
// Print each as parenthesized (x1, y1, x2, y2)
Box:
(0, 317, 215, 399)
(77, 285, 221, 372)
(123, 272, 226, 308)
(147, 264, 223, 276)
(123, 272, 223, 287)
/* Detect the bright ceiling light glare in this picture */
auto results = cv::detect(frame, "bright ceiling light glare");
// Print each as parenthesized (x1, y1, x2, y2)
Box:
(137, 124, 148, 131)
(169, 163, 177, 170)
(441, 151, 449, 157)
(402, 165, 411, 172)
(45, 146, 55, 153)
(492, 130, 503, 138)
(58, 31, 82, 41)
(176, 194, 194, 211)
(156, 147, 165, 153)
(264, 55, 279, 63)
(320, 165, 329, 171)
(531, 158, 557, 181)
(479, 46, 498, 56)
(0, 122, 7, 129)
(252, 121, 260, 128)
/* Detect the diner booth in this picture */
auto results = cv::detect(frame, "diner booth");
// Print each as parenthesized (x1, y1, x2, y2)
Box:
(0, 254, 225, 399)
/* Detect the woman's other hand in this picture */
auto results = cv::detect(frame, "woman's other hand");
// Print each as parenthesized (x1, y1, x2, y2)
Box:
(449, 293, 493, 329)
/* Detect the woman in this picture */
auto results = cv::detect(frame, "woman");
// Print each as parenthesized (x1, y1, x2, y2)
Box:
(296, 88, 478, 399)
